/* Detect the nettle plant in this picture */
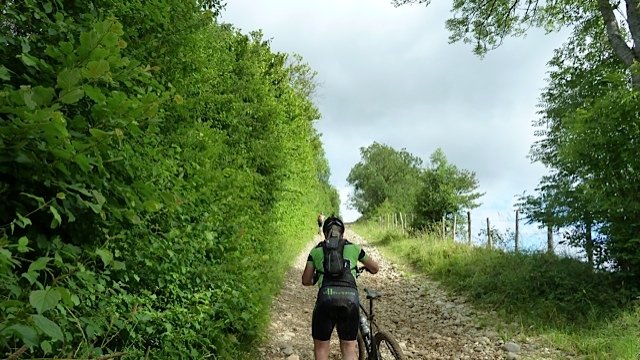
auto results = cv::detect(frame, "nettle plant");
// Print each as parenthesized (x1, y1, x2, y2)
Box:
(0, 17, 162, 357)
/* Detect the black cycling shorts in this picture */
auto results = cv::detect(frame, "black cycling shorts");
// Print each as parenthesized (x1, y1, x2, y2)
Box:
(311, 286, 359, 341)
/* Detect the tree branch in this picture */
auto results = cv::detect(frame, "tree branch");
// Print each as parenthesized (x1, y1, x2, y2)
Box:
(625, 0, 640, 57)
(7, 345, 28, 360)
(598, 0, 636, 66)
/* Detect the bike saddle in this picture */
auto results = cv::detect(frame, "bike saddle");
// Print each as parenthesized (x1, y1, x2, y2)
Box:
(364, 288, 382, 299)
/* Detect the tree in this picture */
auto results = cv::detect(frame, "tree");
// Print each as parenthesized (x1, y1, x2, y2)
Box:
(393, 0, 640, 87)
(525, 15, 640, 276)
(413, 149, 483, 228)
(347, 142, 423, 217)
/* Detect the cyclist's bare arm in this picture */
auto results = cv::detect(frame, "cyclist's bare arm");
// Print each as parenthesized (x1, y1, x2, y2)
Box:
(360, 256, 379, 274)
(301, 262, 315, 286)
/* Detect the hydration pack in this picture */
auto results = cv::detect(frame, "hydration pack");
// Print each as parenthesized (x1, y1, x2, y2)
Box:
(322, 236, 348, 279)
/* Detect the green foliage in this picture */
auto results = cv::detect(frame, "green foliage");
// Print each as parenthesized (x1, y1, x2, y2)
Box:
(353, 221, 640, 359)
(347, 142, 422, 217)
(0, 1, 335, 358)
(522, 15, 640, 280)
(347, 145, 482, 228)
(413, 148, 483, 228)
(392, 0, 593, 55)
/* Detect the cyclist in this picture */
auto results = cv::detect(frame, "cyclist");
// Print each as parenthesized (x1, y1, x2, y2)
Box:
(317, 213, 326, 235)
(302, 216, 380, 360)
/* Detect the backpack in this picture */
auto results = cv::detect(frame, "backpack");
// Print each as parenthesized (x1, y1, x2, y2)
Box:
(322, 236, 348, 279)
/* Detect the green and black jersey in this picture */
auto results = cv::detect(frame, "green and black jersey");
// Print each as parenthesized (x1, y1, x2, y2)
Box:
(307, 239, 367, 288)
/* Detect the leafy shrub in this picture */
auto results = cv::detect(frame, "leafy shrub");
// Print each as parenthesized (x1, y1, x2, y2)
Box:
(1, 1, 336, 358)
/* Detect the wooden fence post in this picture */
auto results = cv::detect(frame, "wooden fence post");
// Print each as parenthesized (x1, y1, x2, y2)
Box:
(441, 214, 446, 240)
(486, 217, 492, 249)
(452, 213, 457, 241)
(515, 209, 520, 253)
(467, 211, 471, 245)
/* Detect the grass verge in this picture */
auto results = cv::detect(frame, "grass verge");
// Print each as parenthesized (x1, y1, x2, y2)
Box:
(351, 222, 640, 360)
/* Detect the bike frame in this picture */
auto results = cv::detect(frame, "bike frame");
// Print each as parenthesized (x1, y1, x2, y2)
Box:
(359, 295, 379, 359)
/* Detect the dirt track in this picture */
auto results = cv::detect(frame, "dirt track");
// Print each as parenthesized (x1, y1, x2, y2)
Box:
(257, 229, 574, 360)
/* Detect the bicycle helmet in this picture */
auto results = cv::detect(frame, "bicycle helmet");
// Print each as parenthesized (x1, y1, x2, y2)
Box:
(322, 216, 345, 238)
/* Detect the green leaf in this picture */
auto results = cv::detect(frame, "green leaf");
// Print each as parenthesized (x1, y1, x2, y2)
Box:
(56, 192, 66, 200)
(14, 152, 31, 164)
(84, 85, 106, 103)
(2, 324, 39, 347)
(18, 53, 38, 68)
(95, 248, 113, 266)
(28, 257, 51, 272)
(15, 213, 32, 228)
(55, 287, 73, 307)
(29, 288, 61, 313)
(57, 68, 81, 90)
(43, 2, 53, 13)
(144, 200, 163, 212)
(80, 30, 100, 50)
(18, 236, 29, 252)
(21, 88, 37, 109)
(73, 154, 92, 172)
(125, 210, 141, 224)
(31, 314, 64, 342)
(41, 340, 52, 354)
(20, 192, 46, 206)
(89, 128, 111, 140)
(59, 88, 84, 104)
(22, 271, 38, 285)
(49, 206, 62, 228)
(0, 65, 10, 81)
(83, 60, 110, 78)
(32, 86, 56, 106)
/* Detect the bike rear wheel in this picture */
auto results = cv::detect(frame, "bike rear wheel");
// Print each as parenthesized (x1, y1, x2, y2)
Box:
(374, 330, 404, 360)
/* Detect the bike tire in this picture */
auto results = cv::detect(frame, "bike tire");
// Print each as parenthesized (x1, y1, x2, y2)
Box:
(357, 331, 367, 360)
(374, 330, 404, 360)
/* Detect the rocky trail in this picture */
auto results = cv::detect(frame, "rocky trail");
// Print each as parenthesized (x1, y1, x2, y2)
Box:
(257, 230, 574, 360)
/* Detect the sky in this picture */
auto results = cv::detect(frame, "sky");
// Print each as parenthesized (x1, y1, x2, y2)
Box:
(221, 0, 570, 250)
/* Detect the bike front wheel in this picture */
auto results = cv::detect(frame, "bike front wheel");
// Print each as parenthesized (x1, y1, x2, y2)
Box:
(374, 330, 404, 360)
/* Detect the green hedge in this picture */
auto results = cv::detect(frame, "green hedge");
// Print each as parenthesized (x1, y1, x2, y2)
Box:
(0, 1, 337, 358)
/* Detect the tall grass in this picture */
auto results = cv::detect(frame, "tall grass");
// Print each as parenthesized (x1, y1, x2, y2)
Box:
(351, 222, 640, 360)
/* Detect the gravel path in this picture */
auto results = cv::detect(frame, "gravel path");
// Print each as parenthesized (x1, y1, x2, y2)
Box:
(257, 229, 575, 360)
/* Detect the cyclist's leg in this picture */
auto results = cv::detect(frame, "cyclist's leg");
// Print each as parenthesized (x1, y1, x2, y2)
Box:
(339, 340, 358, 360)
(312, 296, 336, 360)
(335, 293, 359, 360)
(313, 339, 331, 360)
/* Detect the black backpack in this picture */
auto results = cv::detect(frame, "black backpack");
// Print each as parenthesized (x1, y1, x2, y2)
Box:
(322, 236, 348, 279)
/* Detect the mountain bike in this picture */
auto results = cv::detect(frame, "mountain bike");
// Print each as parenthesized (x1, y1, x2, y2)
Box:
(355, 267, 404, 360)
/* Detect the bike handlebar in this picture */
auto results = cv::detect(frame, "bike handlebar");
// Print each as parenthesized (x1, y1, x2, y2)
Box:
(356, 266, 372, 277)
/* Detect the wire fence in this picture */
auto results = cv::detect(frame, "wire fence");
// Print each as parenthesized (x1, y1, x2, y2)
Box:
(376, 210, 585, 261)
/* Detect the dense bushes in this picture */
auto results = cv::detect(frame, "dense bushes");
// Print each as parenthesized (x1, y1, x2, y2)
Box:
(0, 1, 337, 358)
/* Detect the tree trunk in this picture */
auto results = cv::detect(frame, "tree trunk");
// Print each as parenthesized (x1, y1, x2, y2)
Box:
(625, 0, 640, 58)
(585, 220, 594, 266)
(598, 0, 640, 88)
